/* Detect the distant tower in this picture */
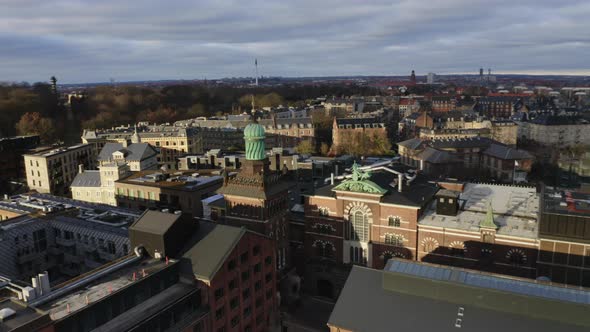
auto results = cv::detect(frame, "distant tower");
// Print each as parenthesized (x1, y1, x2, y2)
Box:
(255, 58, 259, 86)
(131, 125, 141, 144)
(50, 76, 58, 95)
(479, 68, 484, 79)
(410, 70, 416, 84)
(251, 94, 256, 113)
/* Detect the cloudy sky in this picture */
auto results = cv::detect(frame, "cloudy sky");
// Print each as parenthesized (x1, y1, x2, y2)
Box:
(2, 0, 589, 83)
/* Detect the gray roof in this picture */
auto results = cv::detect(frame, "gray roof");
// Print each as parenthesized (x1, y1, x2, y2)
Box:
(97, 142, 156, 162)
(397, 137, 424, 150)
(483, 143, 534, 160)
(415, 147, 460, 164)
(328, 263, 590, 332)
(71, 171, 101, 187)
(129, 210, 180, 235)
(182, 221, 245, 281)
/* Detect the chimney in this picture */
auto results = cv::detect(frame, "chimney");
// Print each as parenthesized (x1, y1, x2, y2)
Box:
(78, 164, 84, 174)
(398, 173, 403, 192)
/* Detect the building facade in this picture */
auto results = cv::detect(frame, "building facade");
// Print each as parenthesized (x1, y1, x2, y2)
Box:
(24, 144, 94, 196)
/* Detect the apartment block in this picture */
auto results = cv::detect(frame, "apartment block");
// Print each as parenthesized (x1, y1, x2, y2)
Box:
(24, 144, 94, 196)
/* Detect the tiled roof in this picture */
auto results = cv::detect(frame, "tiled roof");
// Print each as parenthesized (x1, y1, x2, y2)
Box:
(71, 171, 101, 187)
(97, 143, 157, 162)
(483, 143, 533, 160)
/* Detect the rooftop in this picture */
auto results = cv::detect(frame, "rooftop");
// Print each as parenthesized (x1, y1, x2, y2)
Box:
(38, 257, 174, 320)
(313, 164, 438, 207)
(0, 193, 139, 227)
(182, 221, 246, 281)
(328, 261, 590, 332)
(0, 299, 49, 332)
(71, 170, 101, 188)
(97, 142, 157, 162)
(118, 170, 222, 191)
(24, 144, 89, 158)
(420, 183, 539, 238)
(542, 189, 590, 217)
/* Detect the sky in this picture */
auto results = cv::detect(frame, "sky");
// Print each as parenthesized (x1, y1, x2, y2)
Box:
(1, 0, 590, 84)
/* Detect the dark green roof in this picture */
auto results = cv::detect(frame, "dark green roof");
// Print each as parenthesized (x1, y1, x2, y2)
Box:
(328, 262, 590, 332)
(182, 221, 245, 281)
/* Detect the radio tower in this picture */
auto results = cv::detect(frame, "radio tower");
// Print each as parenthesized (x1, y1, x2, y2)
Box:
(255, 58, 259, 86)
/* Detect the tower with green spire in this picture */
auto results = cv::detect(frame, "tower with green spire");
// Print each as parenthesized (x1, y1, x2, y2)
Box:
(244, 118, 266, 161)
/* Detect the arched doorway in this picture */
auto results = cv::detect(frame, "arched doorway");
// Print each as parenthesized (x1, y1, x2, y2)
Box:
(317, 279, 333, 299)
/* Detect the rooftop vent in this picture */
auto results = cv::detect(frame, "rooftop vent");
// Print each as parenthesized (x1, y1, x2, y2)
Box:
(0, 308, 16, 321)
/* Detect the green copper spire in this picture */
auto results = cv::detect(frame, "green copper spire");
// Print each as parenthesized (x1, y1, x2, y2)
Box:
(244, 117, 266, 160)
(480, 200, 498, 229)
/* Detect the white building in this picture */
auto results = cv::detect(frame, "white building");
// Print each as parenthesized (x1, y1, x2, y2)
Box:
(71, 143, 157, 206)
(427, 72, 435, 84)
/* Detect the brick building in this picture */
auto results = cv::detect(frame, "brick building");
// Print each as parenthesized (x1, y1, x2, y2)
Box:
(303, 163, 438, 299)
(210, 119, 293, 272)
(332, 117, 387, 153)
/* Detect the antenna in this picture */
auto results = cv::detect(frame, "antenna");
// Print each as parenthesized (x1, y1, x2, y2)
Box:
(255, 58, 259, 86)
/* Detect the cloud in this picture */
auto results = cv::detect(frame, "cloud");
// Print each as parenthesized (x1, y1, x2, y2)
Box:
(0, 0, 589, 83)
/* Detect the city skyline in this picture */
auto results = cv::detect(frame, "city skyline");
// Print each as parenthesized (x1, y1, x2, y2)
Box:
(1, 0, 590, 83)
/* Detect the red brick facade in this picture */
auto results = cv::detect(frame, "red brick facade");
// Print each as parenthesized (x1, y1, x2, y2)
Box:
(206, 231, 277, 332)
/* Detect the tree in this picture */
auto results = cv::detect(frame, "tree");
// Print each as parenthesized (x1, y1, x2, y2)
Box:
(295, 139, 315, 155)
(15, 112, 56, 143)
(320, 142, 330, 156)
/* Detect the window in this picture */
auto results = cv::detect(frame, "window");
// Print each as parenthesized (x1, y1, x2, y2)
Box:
(231, 316, 239, 328)
(241, 252, 248, 263)
(214, 287, 224, 300)
(215, 307, 224, 320)
(230, 296, 239, 309)
(256, 297, 263, 308)
(318, 207, 330, 216)
(244, 306, 251, 317)
(253, 245, 260, 256)
(264, 256, 272, 266)
(228, 259, 236, 271)
(229, 278, 237, 290)
(242, 271, 250, 282)
(388, 216, 401, 227)
(265, 272, 272, 283)
(350, 210, 369, 242)
(385, 234, 404, 246)
(266, 289, 273, 300)
(242, 288, 251, 300)
(254, 263, 261, 273)
(255, 280, 262, 292)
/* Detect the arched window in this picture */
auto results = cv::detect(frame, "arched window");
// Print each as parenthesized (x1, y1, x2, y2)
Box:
(388, 216, 401, 227)
(350, 210, 369, 242)
(349, 246, 365, 265)
(449, 241, 465, 257)
(506, 249, 527, 266)
(318, 207, 330, 216)
(421, 238, 439, 253)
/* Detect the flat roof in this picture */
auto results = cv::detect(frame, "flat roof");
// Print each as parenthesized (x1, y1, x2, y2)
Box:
(118, 171, 222, 191)
(420, 183, 539, 238)
(542, 189, 590, 217)
(24, 144, 90, 157)
(39, 257, 174, 320)
(0, 299, 48, 332)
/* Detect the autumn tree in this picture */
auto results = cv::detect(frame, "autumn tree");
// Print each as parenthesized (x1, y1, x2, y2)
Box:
(295, 139, 315, 155)
(15, 112, 56, 143)
(320, 142, 330, 156)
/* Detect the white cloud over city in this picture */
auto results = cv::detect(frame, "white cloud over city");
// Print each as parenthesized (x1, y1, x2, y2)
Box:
(1, 0, 589, 83)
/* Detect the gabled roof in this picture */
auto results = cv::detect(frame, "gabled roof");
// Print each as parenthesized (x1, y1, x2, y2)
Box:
(397, 138, 424, 150)
(98, 143, 157, 162)
(416, 147, 460, 164)
(71, 171, 101, 187)
(182, 221, 246, 281)
(483, 143, 533, 160)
